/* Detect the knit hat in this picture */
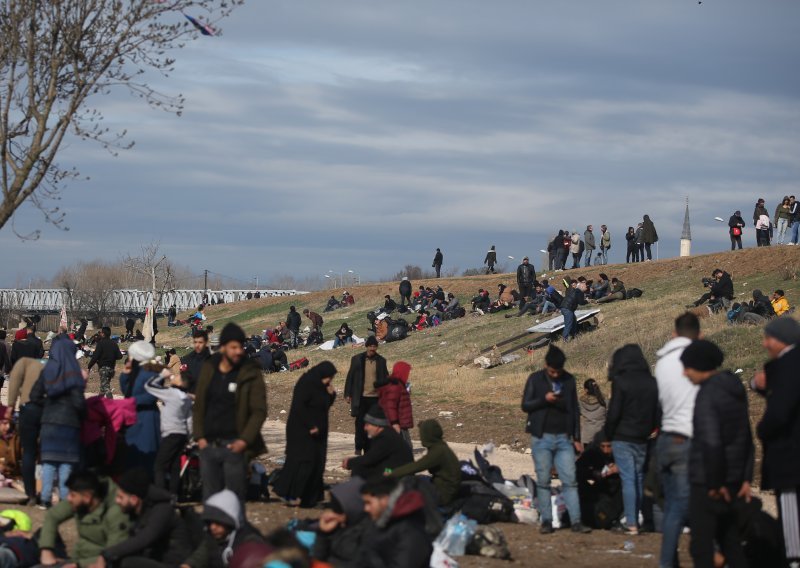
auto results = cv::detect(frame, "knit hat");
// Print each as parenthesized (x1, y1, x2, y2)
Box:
(219, 323, 246, 346)
(680, 340, 725, 372)
(365, 336, 379, 347)
(202, 489, 241, 529)
(364, 404, 389, 427)
(116, 468, 150, 499)
(390, 361, 412, 384)
(764, 317, 800, 346)
(128, 341, 156, 363)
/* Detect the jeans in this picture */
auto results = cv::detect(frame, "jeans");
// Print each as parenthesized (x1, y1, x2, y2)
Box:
(600, 246, 609, 265)
(19, 403, 42, 500)
(41, 462, 73, 504)
(792, 220, 800, 244)
(584, 250, 593, 267)
(644, 243, 653, 260)
(333, 337, 354, 348)
(626, 247, 636, 263)
(561, 308, 576, 340)
(199, 443, 248, 504)
(689, 485, 747, 568)
(657, 434, 691, 568)
(612, 441, 647, 528)
(777, 218, 789, 243)
(541, 300, 556, 314)
(730, 235, 742, 250)
(531, 434, 581, 525)
(571, 252, 582, 269)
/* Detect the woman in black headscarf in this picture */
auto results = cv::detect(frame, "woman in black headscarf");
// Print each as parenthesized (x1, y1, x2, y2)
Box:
(274, 361, 338, 508)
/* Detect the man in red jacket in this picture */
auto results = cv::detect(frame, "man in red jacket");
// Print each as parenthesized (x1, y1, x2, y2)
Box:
(376, 361, 414, 448)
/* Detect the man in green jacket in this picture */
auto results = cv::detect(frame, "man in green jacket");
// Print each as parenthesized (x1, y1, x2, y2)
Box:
(193, 322, 268, 503)
(38, 471, 130, 567)
(391, 419, 461, 505)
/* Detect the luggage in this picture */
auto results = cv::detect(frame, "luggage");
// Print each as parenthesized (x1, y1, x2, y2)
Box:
(626, 288, 643, 299)
(289, 357, 309, 371)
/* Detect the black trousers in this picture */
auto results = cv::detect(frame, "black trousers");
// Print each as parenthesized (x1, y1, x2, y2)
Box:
(354, 396, 378, 453)
(689, 485, 747, 568)
(637, 243, 645, 262)
(434, 264, 441, 278)
(154, 433, 188, 495)
(518, 284, 532, 301)
(626, 246, 636, 263)
(730, 235, 743, 250)
(644, 242, 653, 260)
(19, 403, 43, 500)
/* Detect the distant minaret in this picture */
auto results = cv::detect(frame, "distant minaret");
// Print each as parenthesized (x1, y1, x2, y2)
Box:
(680, 197, 692, 257)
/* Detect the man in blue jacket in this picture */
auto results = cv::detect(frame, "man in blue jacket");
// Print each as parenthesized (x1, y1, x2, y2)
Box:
(521, 346, 591, 535)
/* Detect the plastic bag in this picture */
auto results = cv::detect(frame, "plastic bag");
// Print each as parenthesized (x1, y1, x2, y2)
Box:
(434, 514, 477, 557)
(430, 543, 460, 568)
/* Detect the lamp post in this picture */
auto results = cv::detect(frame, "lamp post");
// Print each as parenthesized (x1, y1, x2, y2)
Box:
(347, 269, 360, 285)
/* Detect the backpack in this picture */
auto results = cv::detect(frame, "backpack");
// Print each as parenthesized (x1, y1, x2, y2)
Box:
(458, 481, 516, 524)
(466, 526, 511, 560)
(625, 288, 643, 299)
(547, 289, 564, 308)
(289, 357, 309, 371)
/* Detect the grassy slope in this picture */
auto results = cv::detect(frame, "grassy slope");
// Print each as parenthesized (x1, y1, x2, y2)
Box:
(155, 246, 799, 448)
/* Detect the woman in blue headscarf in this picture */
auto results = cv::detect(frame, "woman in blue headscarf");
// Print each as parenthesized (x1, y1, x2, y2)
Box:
(29, 334, 86, 506)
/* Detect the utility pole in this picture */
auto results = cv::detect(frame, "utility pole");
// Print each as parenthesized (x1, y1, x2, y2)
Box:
(204, 269, 208, 292)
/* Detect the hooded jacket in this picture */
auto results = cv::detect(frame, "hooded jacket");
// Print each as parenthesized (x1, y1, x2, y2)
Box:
(102, 485, 192, 565)
(39, 478, 130, 568)
(728, 214, 745, 236)
(604, 345, 660, 444)
(358, 486, 433, 568)
(560, 287, 587, 312)
(399, 279, 412, 297)
(347, 427, 414, 480)
(344, 352, 389, 416)
(391, 420, 461, 505)
(579, 395, 607, 446)
(376, 366, 414, 430)
(757, 346, 800, 491)
(750, 290, 776, 318)
(642, 215, 658, 244)
(313, 478, 372, 567)
(690, 371, 754, 489)
(570, 232, 581, 254)
(193, 354, 267, 457)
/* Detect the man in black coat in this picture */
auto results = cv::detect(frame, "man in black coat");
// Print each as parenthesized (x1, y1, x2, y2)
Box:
(286, 306, 302, 348)
(180, 329, 210, 394)
(10, 329, 44, 367)
(398, 278, 412, 307)
(358, 478, 432, 568)
(728, 211, 746, 250)
(432, 249, 443, 278)
(343, 406, 413, 480)
(690, 269, 734, 310)
(516, 257, 536, 301)
(521, 346, 590, 535)
(344, 337, 389, 454)
(87, 327, 123, 399)
(682, 340, 754, 568)
(754, 318, 800, 566)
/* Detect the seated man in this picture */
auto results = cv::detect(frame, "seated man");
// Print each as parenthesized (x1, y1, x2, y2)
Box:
(38, 471, 130, 567)
(440, 293, 460, 316)
(542, 280, 563, 315)
(739, 289, 776, 325)
(390, 420, 461, 506)
(100, 468, 192, 567)
(183, 489, 265, 567)
(270, 344, 288, 372)
(589, 274, 610, 300)
(313, 478, 372, 566)
(324, 296, 341, 313)
(471, 290, 491, 313)
(596, 278, 626, 304)
(771, 289, 790, 316)
(343, 406, 413, 480)
(382, 295, 397, 314)
(576, 434, 623, 529)
(507, 284, 545, 318)
(333, 323, 355, 348)
(357, 478, 433, 568)
(689, 269, 734, 311)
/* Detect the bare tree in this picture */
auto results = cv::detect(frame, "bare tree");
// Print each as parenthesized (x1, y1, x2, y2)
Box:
(53, 261, 122, 323)
(0, 0, 242, 235)
(122, 242, 175, 311)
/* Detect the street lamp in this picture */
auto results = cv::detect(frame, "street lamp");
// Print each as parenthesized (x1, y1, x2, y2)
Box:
(347, 269, 360, 285)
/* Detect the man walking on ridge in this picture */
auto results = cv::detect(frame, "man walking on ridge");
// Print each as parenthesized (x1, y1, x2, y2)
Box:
(433, 248, 443, 278)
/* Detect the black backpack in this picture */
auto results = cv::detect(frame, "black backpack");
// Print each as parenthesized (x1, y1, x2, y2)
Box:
(548, 289, 564, 308)
(626, 288, 643, 299)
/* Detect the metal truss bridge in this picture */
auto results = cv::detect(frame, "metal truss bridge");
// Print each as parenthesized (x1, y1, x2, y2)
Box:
(0, 288, 307, 315)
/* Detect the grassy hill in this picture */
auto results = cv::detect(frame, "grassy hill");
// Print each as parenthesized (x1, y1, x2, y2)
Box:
(157, 246, 799, 449)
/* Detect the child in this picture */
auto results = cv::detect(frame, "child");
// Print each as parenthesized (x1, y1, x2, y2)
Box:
(0, 407, 21, 480)
(145, 370, 193, 496)
(376, 362, 414, 448)
(771, 289, 790, 316)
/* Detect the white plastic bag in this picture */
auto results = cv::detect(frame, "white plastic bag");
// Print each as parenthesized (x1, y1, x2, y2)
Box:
(434, 514, 477, 557)
(430, 543, 460, 568)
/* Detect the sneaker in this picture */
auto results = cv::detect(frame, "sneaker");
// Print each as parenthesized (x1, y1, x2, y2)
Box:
(571, 522, 592, 534)
(37, 502, 51, 511)
(539, 521, 554, 534)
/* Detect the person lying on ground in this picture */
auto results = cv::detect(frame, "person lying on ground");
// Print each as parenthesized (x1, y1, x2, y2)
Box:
(342, 406, 413, 480)
(357, 477, 433, 568)
(771, 289, 790, 316)
(333, 323, 355, 348)
(688, 269, 734, 311)
(596, 278, 626, 304)
(38, 471, 130, 568)
(181, 489, 266, 568)
(313, 478, 372, 567)
(390, 419, 461, 506)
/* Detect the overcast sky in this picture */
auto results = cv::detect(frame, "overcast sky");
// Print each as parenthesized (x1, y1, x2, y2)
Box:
(2, 0, 799, 288)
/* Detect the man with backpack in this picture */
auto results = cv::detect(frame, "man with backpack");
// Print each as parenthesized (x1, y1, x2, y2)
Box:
(345, 337, 389, 454)
(521, 346, 591, 535)
(516, 257, 536, 302)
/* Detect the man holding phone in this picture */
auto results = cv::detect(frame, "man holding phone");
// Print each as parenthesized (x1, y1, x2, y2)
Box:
(522, 345, 590, 535)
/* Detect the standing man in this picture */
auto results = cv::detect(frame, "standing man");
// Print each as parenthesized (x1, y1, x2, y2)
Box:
(303, 309, 324, 333)
(655, 313, 700, 568)
(753, 318, 800, 567)
(484, 245, 497, 274)
(181, 329, 211, 394)
(521, 346, 591, 535)
(7, 357, 44, 504)
(516, 257, 536, 303)
(286, 305, 302, 348)
(399, 277, 412, 308)
(599, 225, 611, 265)
(344, 336, 389, 455)
(87, 327, 123, 399)
(432, 248, 443, 278)
(681, 340, 753, 568)
(193, 322, 267, 503)
(789, 195, 799, 246)
(167, 305, 177, 327)
(728, 210, 746, 250)
(584, 225, 596, 267)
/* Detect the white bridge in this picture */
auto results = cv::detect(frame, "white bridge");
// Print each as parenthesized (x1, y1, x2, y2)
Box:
(0, 288, 307, 314)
